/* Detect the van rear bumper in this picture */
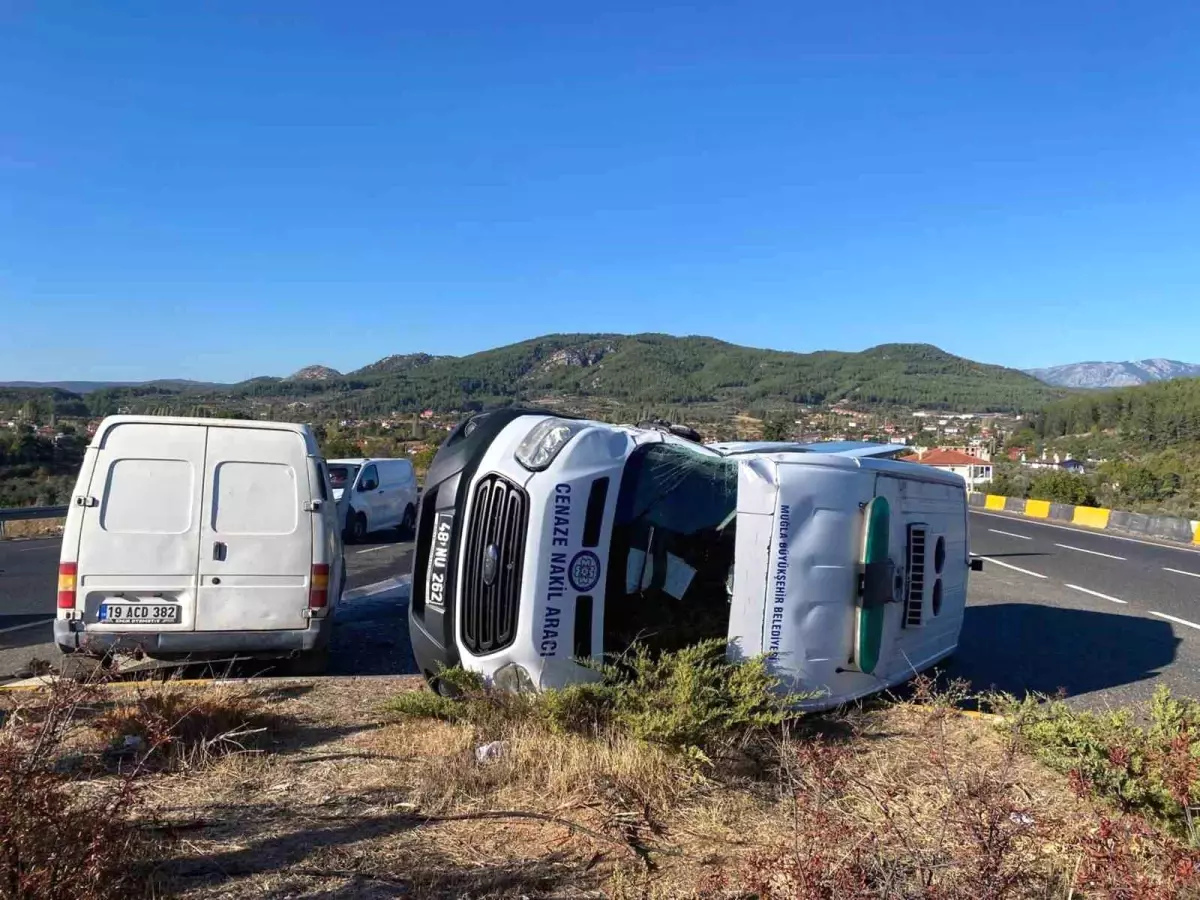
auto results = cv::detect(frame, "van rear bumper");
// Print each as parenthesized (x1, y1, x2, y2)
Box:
(53, 617, 331, 657)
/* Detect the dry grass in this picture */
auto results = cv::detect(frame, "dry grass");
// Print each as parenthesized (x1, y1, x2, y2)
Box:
(0, 517, 64, 539)
(7, 675, 1200, 899)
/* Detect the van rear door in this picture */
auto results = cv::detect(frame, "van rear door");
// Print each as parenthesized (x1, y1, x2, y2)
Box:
(196, 426, 313, 632)
(75, 421, 206, 634)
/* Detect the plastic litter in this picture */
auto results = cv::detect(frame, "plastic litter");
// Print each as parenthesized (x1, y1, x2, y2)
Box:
(475, 740, 509, 764)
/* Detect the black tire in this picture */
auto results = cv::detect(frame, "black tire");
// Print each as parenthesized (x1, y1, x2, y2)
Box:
(400, 504, 416, 538)
(345, 510, 368, 544)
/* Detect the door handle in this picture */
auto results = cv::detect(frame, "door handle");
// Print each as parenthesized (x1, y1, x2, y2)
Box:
(213, 541, 227, 561)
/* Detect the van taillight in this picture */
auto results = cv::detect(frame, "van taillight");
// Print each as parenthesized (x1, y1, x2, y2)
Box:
(309, 564, 330, 609)
(57, 563, 78, 609)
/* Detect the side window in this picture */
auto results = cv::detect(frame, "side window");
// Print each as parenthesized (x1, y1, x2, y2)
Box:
(316, 462, 329, 501)
(360, 464, 379, 491)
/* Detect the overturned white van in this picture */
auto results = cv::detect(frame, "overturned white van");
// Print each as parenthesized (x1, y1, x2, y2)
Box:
(409, 409, 979, 710)
(55, 416, 345, 671)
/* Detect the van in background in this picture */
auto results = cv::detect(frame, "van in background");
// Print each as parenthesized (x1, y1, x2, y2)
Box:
(55, 416, 345, 673)
(327, 457, 419, 543)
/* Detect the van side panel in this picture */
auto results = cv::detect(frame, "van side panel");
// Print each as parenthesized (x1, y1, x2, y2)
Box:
(195, 427, 313, 632)
(75, 422, 207, 633)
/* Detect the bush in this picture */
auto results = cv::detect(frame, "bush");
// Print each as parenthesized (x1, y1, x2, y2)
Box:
(993, 684, 1200, 840)
(0, 679, 152, 900)
(91, 685, 273, 771)
(1028, 469, 1096, 506)
(386, 639, 805, 760)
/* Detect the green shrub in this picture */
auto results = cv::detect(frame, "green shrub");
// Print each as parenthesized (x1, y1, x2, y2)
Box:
(385, 639, 805, 760)
(992, 684, 1200, 840)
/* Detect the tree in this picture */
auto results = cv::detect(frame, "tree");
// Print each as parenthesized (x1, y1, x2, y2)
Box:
(761, 414, 793, 442)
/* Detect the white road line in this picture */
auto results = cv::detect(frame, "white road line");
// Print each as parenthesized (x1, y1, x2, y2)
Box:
(0, 618, 53, 636)
(1055, 543, 1127, 561)
(975, 556, 1047, 578)
(341, 574, 413, 603)
(18, 544, 60, 552)
(1150, 611, 1200, 631)
(1165, 567, 1200, 579)
(1065, 584, 1127, 605)
(971, 510, 1200, 555)
(988, 529, 1032, 540)
(356, 546, 388, 554)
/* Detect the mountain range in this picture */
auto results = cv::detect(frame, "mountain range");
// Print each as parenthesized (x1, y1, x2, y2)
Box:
(1, 333, 1061, 418)
(1025, 359, 1200, 389)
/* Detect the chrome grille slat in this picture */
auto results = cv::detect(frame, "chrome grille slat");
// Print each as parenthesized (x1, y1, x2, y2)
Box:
(461, 474, 528, 655)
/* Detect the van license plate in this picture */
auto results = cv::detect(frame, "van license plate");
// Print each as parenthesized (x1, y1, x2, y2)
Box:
(99, 604, 180, 624)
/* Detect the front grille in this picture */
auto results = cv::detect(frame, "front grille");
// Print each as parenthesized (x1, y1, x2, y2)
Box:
(461, 474, 528, 654)
(905, 525, 928, 628)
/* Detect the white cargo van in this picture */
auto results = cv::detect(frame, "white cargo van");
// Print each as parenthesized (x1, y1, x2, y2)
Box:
(55, 416, 345, 671)
(327, 457, 419, 543)
(409, 410, 981, 710)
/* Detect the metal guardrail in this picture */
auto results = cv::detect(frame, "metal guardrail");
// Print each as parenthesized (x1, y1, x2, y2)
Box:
(0, 505, 69, 538)
(0, 506, 68, 522)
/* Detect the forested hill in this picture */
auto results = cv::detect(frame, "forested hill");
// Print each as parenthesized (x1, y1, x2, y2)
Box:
(1, 333, 1060, 419)
(1036, 376, 1200, 447)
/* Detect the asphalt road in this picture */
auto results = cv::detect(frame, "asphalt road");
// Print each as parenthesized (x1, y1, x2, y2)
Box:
(0, 532, 415, 682)
(3, 512, 1200, 708)
(951, 510, 1200, 708)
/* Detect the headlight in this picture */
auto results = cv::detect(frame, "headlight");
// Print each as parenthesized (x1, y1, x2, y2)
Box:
(514, 418, 584, 471)
(492, 662, 535, 694)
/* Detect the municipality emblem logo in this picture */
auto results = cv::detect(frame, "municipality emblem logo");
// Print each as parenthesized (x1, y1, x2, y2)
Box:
(568, 550, 601, 592)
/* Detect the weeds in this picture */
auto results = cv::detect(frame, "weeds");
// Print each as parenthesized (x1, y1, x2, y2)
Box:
(0, 678, 151, 900)
(386, 638, 804, 760)
(994, 684, 1200, 841)
(91, 684, 273, 770)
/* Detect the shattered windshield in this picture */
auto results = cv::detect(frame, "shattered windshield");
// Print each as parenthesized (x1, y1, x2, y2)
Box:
(603, 441, 738, 655)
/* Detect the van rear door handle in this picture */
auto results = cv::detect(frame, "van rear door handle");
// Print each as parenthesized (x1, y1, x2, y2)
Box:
(213, 541, 227, 561)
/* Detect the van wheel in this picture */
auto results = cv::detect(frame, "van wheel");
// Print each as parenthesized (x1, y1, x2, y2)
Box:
(346, 511, 368, 544)
(401, 504, 416, 538)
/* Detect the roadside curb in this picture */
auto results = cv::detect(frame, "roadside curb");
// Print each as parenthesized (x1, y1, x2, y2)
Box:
(969, 492, 1200, 547)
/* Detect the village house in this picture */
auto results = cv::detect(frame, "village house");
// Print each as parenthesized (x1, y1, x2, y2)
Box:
(903, 448, 994, 490)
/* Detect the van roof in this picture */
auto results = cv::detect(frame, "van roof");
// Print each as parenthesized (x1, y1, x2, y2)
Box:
(93, 415, 314, 442)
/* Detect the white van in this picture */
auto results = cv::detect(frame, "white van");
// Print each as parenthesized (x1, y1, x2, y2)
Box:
(409, 410, 981, 710)
(327, 458, 419, 543)
(55, 416, 345, 671)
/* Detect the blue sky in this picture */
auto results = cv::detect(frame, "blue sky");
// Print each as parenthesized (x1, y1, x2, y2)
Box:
(2, 1, 1199, 382)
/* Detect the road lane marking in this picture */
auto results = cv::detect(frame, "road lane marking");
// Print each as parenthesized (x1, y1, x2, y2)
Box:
(1150, 611, 1200, 631)
(974, 556, 1047, 578)
(1164, 567, 1200, 579)
(1055, 543, 1127, 561)
(0, 618, 53, 636)
(356, 546, 388, 554)
(971, 510, 1200, 554)
(341, 574, 413, 603)
(988, 529, 1032, 540)
(18, 544, 60, 552)
(1065, 584, 1127, 605)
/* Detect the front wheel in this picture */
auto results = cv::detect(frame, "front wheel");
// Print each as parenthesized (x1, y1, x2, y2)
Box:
(400, 504, 416, 538)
